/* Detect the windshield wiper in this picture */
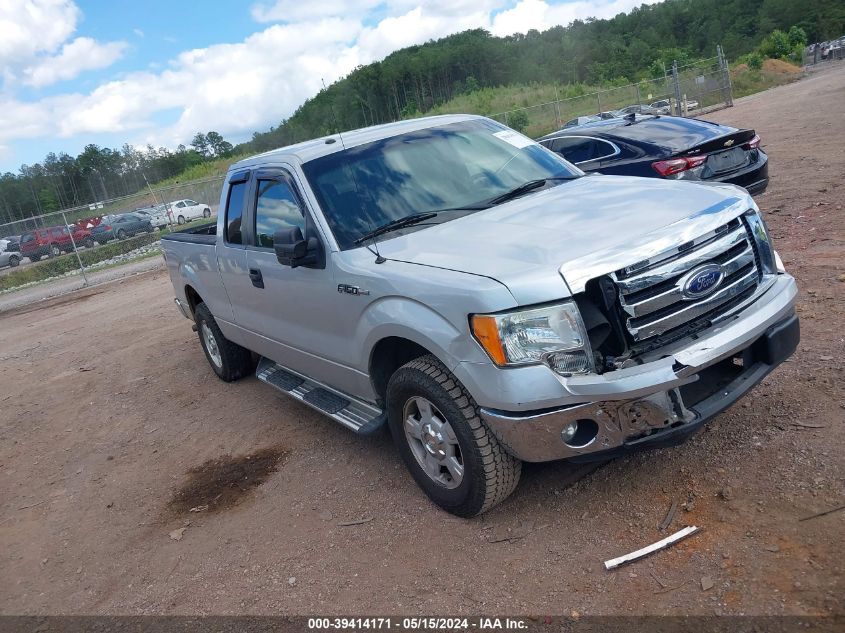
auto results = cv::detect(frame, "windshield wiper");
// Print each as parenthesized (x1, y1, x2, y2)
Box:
(354, 212, 438, 245)
(487, 176, 578, 206)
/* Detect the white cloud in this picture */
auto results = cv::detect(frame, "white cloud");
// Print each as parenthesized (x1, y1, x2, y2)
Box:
(492, 0, 662, 36)
(23, 37, 128, 88)
(133, 28, 144, 38)
(0, 0, 126, 89)
(1, 0, 667, 167)
(0, 0, 79, 66)
(251, 0, 383, 23)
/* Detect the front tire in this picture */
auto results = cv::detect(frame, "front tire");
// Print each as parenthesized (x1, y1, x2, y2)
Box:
(387, 354, 521, 517)
(116, 229, 127, 240)
(83, 236, 94, 248)
(177, 215, 186, 225)
(9, 255, 20, 267)
(194, 303, 254, 382)
(50, 245, 61, 257)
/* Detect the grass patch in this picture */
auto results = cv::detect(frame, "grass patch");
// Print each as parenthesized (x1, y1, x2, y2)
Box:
(0, 232, 162, 292)
(730, 62, 803, 99)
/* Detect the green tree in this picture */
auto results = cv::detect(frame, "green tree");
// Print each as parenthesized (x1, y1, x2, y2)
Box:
(747, 53, 764, 70)
(759, 29, 792, 59)
(787, 25, 807, 47)
(507, 110, 529, 133)
(191, 133, 210, 158)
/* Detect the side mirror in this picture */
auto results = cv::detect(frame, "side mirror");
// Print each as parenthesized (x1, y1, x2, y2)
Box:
(274, 226, 318, 268)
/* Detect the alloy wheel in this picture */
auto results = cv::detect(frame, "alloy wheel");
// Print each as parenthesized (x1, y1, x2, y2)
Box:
(402, 396, 464, 489)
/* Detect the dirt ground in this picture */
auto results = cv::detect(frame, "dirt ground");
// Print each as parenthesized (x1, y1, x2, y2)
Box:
(1, 65, 843, 617)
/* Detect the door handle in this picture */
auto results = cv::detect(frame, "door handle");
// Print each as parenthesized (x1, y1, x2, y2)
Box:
(248, 268, 264, 289)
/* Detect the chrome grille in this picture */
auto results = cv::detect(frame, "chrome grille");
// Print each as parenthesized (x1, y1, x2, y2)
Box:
(612, 218, 760, 341)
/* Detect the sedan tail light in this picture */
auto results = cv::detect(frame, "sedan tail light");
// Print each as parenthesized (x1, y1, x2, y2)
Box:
(742, 134, 761, 150)
(651, 155, 707, 177)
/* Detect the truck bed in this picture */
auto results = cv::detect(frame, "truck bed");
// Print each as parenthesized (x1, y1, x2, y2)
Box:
(161, 223, 216, 245)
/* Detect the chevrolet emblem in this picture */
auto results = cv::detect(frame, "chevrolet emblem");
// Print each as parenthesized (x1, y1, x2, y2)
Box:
(724, 139, 735, 147)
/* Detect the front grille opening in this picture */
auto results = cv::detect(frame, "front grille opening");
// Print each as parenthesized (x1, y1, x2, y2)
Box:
(610, 217, 762, 345)
(627, 261, 755, 331)
(623, 240, 749, 305)
(615, 218, 742, 280)
(628, 284, 757, 354)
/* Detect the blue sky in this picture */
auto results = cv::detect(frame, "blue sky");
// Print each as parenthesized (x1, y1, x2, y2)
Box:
(0, 0, 659, 172)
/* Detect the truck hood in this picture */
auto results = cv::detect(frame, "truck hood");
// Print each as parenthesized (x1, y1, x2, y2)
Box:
(376, 175, 753, 304)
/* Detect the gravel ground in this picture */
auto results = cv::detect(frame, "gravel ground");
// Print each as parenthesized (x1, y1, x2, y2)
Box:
(0, 254, 164, 314)
(0, 65, 843, 616)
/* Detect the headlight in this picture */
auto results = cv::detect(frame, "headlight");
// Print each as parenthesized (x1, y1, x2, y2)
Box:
(470, 302, 592, 375)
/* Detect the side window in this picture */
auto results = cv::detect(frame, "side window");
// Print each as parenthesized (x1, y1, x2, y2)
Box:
(552, 137, 618, 164)
(176, 201, 185, 208)
(552, 137, 594, 163)
(225, 181, 247, 245)
(254, 178, 305, 249)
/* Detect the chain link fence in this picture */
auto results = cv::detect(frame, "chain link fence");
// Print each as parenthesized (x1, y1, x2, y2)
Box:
(491, 49, 733, 139)
(0, 176, 224, 296)
(804, 39, 845, 65)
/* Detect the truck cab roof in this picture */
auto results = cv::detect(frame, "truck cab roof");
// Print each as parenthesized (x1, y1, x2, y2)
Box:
(229, 114, 485, 171)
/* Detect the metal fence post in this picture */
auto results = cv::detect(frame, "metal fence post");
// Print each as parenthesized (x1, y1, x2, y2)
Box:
(554, 86, 562, 127)
(672, 61, 683, 116)
(717, 44, 734, 107)
(61, 210, 89, 287)
(596, 91, 602, 113)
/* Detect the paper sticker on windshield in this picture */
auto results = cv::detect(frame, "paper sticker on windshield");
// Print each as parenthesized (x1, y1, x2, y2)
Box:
(493, 129, 536, 149)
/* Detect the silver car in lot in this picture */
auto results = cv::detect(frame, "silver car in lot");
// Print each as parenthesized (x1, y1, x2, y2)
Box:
(161, 114, 798, 517)
(0, 239, 22, 268)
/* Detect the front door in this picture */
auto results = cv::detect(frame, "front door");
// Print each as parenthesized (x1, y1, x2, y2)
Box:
(236, 167, 354, 391)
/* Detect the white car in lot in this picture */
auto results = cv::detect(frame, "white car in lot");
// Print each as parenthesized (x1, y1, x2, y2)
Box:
(169, 199, 213, 224)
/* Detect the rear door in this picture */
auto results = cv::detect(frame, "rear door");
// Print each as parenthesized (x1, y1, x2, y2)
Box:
(215, 172, 252, 326)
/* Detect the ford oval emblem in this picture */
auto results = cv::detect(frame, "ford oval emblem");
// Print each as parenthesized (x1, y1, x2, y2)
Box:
(682, 264, 724, 299)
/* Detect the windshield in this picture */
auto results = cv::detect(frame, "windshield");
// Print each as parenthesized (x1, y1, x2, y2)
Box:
(302, 119, 581, 250)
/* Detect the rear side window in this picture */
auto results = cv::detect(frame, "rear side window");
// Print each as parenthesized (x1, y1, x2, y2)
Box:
(225, 182, 246, 245)
(254, 179, 305, 248)
(22, 234, 34, 243)
(551, 137, 617, 164)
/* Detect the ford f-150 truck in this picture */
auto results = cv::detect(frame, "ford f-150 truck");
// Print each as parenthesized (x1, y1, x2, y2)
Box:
(162, 115, 799, 517)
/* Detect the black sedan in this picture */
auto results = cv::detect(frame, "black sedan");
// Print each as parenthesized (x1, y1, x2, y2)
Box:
(538, 115, 768, 195)
(91, 213, 154, 243)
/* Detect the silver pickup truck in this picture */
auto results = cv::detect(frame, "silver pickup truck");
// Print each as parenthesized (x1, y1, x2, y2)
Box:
(162, 115, 799, 517)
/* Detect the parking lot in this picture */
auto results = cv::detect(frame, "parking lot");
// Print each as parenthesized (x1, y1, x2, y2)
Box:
(1, 65, 842, 616)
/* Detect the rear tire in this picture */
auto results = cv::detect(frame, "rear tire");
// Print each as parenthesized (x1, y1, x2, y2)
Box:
(387, 354, 521, 517)
(202, 208, 211, 218)
(83, 237, 94, 248)
(117, 229, 127, 240)
(29, 254, 41, 262)
(50, 245, 61, 257)
(194, 302, 254, 382)
(9, 255, 20, 267)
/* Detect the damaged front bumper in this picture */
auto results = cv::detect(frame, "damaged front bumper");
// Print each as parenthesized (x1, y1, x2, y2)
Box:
(476, 275, 799, 462)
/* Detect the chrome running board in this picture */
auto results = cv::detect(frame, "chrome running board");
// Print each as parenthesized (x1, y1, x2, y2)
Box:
(256, 357, 385, 435)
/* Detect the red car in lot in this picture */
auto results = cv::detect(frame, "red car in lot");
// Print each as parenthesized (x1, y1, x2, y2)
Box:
(20, 226, 95, 262)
